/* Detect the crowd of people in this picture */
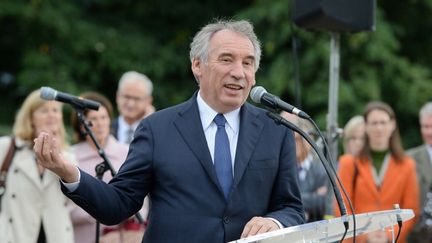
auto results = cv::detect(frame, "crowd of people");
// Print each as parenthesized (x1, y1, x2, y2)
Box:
(0, 19, 430, 243)
(0, 71, 155, 243)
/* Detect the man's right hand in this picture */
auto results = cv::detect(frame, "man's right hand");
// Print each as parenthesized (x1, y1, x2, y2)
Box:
(33, 132, 79, 183)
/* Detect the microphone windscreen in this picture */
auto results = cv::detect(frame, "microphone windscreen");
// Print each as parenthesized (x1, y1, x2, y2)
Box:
(40, 87, 57, 100)
(250, 86, 266, 103)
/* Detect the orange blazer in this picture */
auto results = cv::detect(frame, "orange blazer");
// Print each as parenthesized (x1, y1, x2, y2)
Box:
(335, 154, 420, 243)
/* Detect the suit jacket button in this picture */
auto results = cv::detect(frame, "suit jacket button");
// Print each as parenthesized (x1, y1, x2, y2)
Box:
(223, 216, 230, 224)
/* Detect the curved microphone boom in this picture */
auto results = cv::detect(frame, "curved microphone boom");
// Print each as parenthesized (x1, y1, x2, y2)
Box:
(266, 111, 354, 242)
(250, 86, 310, 119)
(41, 87, 100, 111)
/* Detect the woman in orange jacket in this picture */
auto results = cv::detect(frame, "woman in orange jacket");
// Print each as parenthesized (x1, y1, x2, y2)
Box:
(337, 101, 420, 243)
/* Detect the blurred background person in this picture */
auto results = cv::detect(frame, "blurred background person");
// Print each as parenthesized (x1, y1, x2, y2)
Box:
(70, 92, 147, 243)
(407, 102, 432, 243)
(281, 111, 332, 222)
(111, 71, 153, 234)
(342, 115, 365, 156)
(0, 89, 75, 243)
(336, 101, 419, 243)
(111, 71, 155, 144)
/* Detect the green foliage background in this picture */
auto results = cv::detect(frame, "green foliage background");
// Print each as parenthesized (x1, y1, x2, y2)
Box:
(1, 0, 431, 152)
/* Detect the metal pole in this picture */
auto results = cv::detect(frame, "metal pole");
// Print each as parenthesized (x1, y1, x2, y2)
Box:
(327, 32, 341, 162)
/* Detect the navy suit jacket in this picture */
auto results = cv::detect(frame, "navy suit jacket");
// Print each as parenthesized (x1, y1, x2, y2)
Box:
(64, 93, 305, 243)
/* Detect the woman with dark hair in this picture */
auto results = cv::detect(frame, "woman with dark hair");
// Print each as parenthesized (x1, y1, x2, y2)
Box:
(336, 101, 419, 243)
(70, 92, 146, 243)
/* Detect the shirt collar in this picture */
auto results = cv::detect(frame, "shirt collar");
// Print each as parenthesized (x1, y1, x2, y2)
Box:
(197, 91, 240, 134)
(119, 116, 140, 130)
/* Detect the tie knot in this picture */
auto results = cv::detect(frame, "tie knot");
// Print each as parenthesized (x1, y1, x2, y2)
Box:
(214, 114, 226, 127)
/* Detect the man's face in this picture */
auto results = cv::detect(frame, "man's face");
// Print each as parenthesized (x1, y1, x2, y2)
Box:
(420, 115, 432, 146)
(192, 29, 256, 113)
(116, 81, 152, 123)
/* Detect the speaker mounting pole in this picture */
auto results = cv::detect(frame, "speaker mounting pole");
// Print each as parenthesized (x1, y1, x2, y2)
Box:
(327, 32, 342, 162)
(293, 0, 376, 162)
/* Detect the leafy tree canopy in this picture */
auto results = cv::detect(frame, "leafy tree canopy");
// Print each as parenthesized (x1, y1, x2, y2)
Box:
(1, 0, 431, 150)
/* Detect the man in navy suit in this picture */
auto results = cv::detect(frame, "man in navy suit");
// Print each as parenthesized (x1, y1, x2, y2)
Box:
(34, 19, 305, 243)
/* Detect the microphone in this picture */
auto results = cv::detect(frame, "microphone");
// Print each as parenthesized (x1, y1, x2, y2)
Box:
(40, 87, 100, 111)
(250, 86, 310, 119)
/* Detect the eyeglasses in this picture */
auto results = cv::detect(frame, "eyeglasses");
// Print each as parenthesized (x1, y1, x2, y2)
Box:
(366, 120, 391, 127)
(347, 136, 365, 142)
(119, 94, 147, 103)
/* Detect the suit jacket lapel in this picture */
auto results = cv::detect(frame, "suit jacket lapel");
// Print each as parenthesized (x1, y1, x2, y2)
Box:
(233, 103, 263, 187)
(420, 145, 432, 172)
(110, 118, 119, 139)
(173, 94, 220, 191)
(418, 146, 432, 184)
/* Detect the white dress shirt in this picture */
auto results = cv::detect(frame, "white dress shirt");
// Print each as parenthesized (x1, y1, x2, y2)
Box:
(196, 91, 240, 173)
(117, 116, 140, 144)
(196, 91, 282, 229)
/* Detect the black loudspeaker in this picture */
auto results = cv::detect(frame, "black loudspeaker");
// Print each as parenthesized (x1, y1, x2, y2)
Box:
(293, 0, 376, 32)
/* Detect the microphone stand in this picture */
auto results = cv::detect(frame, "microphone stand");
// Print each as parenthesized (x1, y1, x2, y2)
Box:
(266, 111, 356, 242)
(75, 108, 144, 243)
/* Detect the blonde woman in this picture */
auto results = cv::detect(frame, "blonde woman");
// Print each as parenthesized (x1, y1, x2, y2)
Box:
(0, 89, 75, 243)
(342, 115, 366, 156)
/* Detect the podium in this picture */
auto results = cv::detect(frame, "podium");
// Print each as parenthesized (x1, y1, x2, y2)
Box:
(230, 209, 414, 243)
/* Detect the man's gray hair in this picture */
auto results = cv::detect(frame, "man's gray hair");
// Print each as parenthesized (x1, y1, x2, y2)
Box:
(118, 71, 153, 96)
(420, 102, 432, 119)
(189, 19, 262, 71)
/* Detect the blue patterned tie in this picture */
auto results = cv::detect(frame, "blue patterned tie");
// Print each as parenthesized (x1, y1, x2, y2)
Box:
(214, 114, 233, 200)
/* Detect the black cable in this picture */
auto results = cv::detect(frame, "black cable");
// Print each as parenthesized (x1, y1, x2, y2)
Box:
(307, 118, 356, 243)
(76, 109, 144, 243)
(266, 111, 354, 242)
(394, 205, 403, 243)
(287, 4, 355, 241)
(394, 219, 402, 243)
(339, 224, 348, 243)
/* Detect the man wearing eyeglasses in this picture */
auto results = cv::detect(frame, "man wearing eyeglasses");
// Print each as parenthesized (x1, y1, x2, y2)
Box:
(112, 71, 155, 144)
